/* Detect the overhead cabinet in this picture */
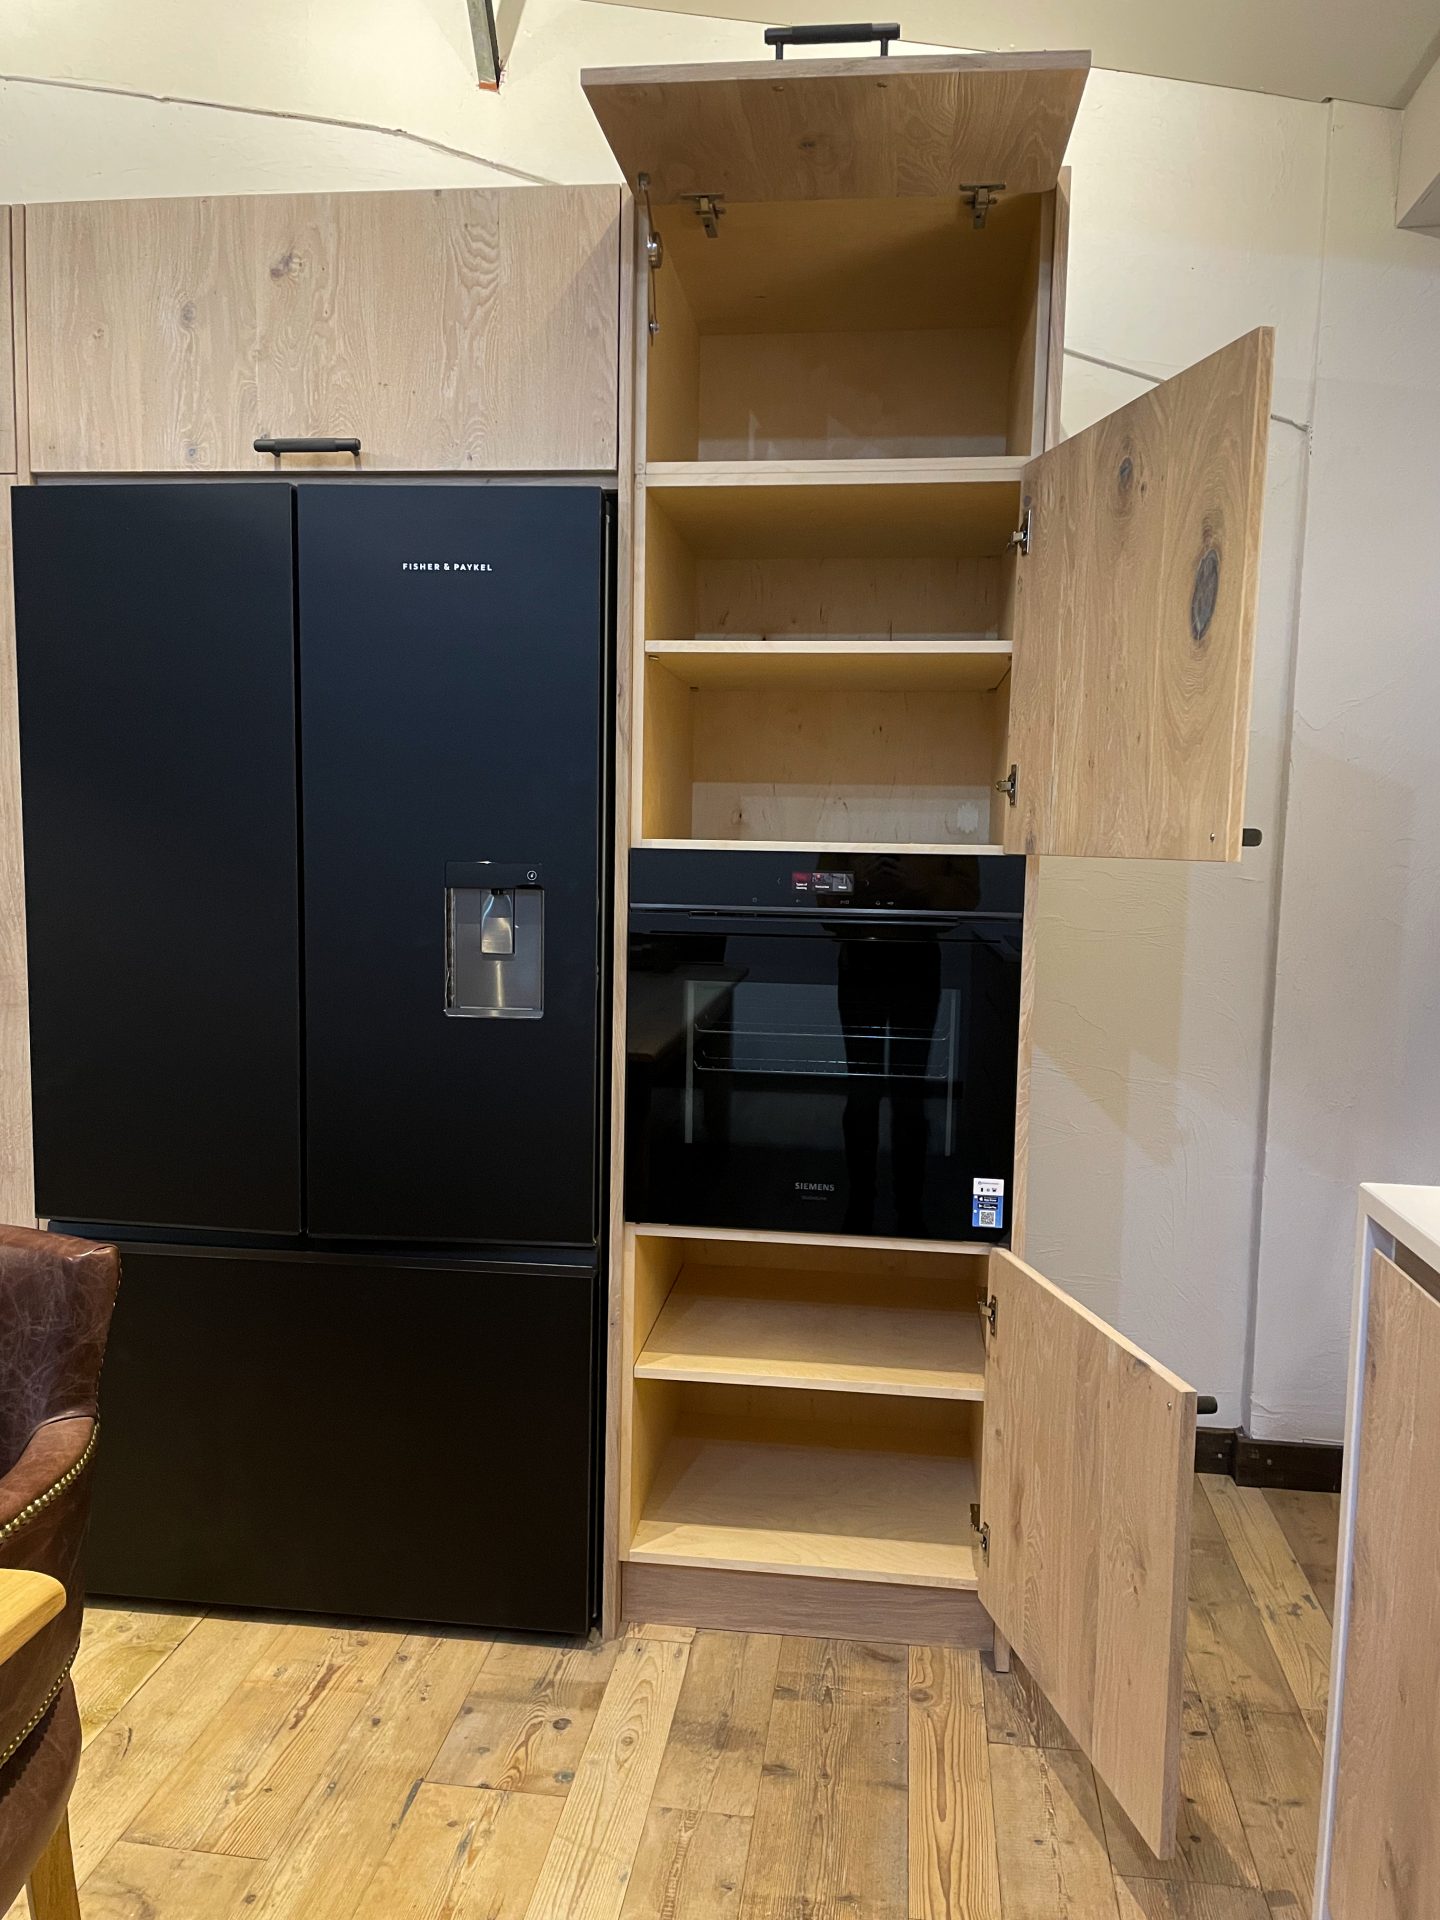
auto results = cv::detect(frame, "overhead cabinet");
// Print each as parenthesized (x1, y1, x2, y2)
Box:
(589, 42, 1267, 1862)
(23, 186, 623, 472)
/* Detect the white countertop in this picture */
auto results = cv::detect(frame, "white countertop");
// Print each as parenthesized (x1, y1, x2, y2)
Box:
(1361, 1182, 1440, 1274)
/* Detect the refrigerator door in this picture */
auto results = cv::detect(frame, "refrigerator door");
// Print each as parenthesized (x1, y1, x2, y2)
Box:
(298, 486, 609, 1245)
(85, 1239, 597, 1631)
(12, 485, 303, 1232)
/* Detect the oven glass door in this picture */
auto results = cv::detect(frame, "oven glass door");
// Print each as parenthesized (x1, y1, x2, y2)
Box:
(626, 914, 1020, 1242)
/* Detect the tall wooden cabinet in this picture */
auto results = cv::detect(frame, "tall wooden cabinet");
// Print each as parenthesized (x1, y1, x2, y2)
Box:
(586, 46, 1273, 1858)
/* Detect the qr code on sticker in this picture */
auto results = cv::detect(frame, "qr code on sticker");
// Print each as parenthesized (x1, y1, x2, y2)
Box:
(976, 1205, 998, 1227)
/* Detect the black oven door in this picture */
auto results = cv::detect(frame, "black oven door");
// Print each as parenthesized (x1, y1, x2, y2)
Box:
(626, 910, 1020, 1242)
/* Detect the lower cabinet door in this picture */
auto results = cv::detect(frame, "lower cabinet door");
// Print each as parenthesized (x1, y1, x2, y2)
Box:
(86, 1241, 598, 1635)
(979, 1248, 1197, 1858)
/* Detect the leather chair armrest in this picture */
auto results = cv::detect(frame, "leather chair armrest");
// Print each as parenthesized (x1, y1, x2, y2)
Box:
(0, 1419, 96, 1540)
(0, 1574, 65, 1669)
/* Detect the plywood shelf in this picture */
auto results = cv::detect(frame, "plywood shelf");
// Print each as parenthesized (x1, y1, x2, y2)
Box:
(646, 639, 1012, 694)
(636, 837, 1009, 857)
(636, 1267, 988, 1399)
(631, 1223, 997, 1256)
(642, 463, 1024, 560)
(629, 1432, 981, 1589)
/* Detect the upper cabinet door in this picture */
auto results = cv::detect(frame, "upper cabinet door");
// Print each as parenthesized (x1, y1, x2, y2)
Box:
(979, 1248, 1197, 1859)
(24, 187, 621, 472)
(582, 51, 1089, 203)
(1004, 328, 1274, 860)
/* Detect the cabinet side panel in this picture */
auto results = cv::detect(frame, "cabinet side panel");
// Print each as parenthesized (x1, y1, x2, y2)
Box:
(1330, 1250, 1440, 1919)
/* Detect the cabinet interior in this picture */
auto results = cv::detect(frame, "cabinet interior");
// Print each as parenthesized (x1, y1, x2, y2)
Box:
(646, 193, 1049, 463)
(625, 1233, 988, 1589)
(639, 482, 1019, 849)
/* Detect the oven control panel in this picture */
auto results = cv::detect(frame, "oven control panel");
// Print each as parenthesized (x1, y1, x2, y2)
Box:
(790, 869, 855, 898)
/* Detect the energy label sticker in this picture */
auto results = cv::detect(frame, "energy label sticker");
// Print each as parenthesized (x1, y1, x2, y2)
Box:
(972, 1177, 1005, 1231)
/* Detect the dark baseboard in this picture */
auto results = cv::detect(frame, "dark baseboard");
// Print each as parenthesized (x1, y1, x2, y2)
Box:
(1195, 1426, 1344, 1493)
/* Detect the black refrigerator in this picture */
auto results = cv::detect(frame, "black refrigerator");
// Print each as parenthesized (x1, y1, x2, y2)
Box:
(12, 482, 614, 1634)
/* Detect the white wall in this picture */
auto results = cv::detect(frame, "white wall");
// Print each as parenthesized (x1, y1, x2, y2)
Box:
(1250, 103, 1440, 1440)
(0, 6, 1432, 1441)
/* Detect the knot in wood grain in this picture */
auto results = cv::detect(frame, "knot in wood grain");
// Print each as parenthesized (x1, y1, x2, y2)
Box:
(1190, 545, 1220, 645)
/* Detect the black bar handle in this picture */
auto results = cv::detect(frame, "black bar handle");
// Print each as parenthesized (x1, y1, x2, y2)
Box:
(1197, 1396, 1219, 1417)
(254, 435, 362, 456)
(1241, 827, 1263, 849)
(764, 22, 900, 58)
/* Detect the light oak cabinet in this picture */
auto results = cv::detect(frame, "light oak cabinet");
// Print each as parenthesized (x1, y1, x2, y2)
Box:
(23, 186, 623, 472)
(589, 46, 1273, 1860)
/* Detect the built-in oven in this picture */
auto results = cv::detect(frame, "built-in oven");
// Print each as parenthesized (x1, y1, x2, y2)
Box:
(626, 850, 1025, 1243)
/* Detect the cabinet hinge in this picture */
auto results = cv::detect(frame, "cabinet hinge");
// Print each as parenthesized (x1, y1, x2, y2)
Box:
(970, 1504, 991, 1563)
(994, 767, 1017, 808)
(638, 174, 664, 338)
(960, 182, 1006, 229)
(980, 1293, 998, 1336)
(680, 192, 726, 239)
(1008, 506, 1032, 556)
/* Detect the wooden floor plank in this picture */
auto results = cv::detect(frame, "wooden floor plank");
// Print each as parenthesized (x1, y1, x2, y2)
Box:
(618, 1806, 751, 1920)
(625, 1621, 696, 1643)
(1262, 1489, 1339, 1621)
(71, 1604, 207, 1747)
(980, 1653, 1078, 1751)
(430, 1637, 621, 1799)
(1202, 1702, 1321, 1917)
(75, 1839, 265, 1918)
(349, 1781, 562, 1920)
(908, 1645, 1001, 1920)
(67, 1614, 284, 1885)
(1113, 1881, 1272, 1919)
(127, 1622, 399, 1855)
(649, 1630, 782, 1819)
(246, 1633, 488, 1920)
(739, 1638, 909, 1920)
(1097, 1685, 1258, 1890)
(520, 1635, 690, 1920)
(988, 1743, 1119, 1920)
(1200, 1477, 1330, 1715)
(1186, 1507, 1297, 1721)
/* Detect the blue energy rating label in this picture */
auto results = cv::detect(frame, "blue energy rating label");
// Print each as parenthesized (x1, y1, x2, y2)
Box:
(972, 1177, 1005, 1230)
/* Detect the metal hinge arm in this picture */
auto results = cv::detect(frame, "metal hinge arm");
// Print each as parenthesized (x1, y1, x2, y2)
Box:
(970, 1503, 991, 1564)
(1008, 506, 1032, 556)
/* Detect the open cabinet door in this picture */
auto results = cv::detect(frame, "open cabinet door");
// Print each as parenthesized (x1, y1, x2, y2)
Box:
(979, 1249, 1197, 1858)
(582, 50, 1088, 203)
(1004, 328, 1273, 860)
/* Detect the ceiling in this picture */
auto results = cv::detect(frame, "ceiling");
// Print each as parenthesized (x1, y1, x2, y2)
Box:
(582, 0, 1440, 107)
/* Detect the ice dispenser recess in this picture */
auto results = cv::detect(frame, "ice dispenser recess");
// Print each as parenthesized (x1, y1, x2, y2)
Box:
(445, 862, 544, 1018)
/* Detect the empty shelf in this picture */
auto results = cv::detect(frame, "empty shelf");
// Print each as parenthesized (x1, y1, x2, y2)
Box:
(636, 1273, 987, 1400)
(630, 1433, 980, 1589)
(646, 639, 1012, 693)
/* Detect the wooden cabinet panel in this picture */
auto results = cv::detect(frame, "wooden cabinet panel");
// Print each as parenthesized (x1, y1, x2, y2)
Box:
(1004, 328, 1273, 861)
(1330, 1249, 1440, 1919)
(26, 195, 263, 471)
(583, 50, 1089, 203)
(0, 213, 16, 475)
(979, 1248, 1196, 1858)
(25, 187, 621, 473)
(251, 188, 620, 471)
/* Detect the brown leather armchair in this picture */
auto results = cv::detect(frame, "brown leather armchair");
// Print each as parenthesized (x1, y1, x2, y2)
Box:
(0, 1226, 122, 1917)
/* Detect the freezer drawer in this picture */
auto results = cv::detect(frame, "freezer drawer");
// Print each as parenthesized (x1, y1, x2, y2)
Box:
(84, 1241, 598, 1633)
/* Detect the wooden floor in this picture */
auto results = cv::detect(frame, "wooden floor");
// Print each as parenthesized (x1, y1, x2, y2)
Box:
(11, 1476, 1338, 1919)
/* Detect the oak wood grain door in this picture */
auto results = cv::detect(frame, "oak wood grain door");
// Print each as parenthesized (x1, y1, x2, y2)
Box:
(979, 1248, 1196, 1858)
(1330, 1249, 1440, 1919)
(1003, 328, 1273, 861)
(582, 50, 1088, 203)
(24, 187, 621, 472)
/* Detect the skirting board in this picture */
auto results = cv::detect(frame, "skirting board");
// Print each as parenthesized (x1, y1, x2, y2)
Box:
(1197, 1427, 1343, 1493)
(623, 1561, 992, 1646)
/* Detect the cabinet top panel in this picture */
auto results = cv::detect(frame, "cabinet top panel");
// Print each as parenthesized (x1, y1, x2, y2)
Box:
(582, 49, 1089, 205)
